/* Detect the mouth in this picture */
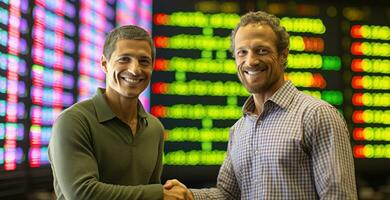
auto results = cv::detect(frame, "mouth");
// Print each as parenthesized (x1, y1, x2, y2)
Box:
(244, 67, 267, 75)
(120, 76, 143, 84)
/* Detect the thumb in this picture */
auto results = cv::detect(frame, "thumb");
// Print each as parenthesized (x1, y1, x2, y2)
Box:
(163, 180, 174, 189)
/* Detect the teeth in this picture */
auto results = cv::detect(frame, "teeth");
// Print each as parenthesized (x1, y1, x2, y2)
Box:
(122, 77, 141, 83)
(246, 71, 261, 75)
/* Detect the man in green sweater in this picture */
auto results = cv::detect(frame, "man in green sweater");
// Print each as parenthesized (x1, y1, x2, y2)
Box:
(49, 25, 190, 200)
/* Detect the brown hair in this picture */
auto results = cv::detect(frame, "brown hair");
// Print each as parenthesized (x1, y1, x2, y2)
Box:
(103, 25, 155, 61)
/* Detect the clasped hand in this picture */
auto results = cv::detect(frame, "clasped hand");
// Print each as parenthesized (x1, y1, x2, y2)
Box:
(163, 179, 194, 200)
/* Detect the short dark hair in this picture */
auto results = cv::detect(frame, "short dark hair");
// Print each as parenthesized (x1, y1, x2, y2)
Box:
(103, 25, 156, 61)
(231, 11, 289, 55)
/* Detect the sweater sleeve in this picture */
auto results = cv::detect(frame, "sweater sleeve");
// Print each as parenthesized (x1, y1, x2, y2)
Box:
(149, 121, 164, 184)
(48, 112, 163, 200)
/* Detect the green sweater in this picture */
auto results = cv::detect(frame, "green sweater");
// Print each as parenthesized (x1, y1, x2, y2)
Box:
(48, 88, 164, 200)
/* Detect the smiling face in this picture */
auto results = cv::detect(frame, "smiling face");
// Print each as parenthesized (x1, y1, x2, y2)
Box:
(234, 24, 287, 96)
(101, 39, 153, 100)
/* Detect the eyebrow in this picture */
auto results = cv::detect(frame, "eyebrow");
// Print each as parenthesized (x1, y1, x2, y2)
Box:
(116, 53, 152, 59)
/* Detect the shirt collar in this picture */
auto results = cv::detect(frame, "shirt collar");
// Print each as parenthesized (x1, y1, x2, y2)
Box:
(242, 80, 298, 115)
(268, 80, 298, 110)
(92, 88, 148, 123)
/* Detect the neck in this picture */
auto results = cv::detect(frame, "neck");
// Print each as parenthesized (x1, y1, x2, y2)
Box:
(252, 80, 285, 115)
(104, 91, 138, 123)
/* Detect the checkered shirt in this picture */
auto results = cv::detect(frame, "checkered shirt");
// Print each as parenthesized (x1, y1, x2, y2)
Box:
(191, 80, 357, 200)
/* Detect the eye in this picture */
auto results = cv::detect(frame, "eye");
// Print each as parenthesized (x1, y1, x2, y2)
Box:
(139, 58, 152, 66)
(117, 56, 131, 63)
(235, 49, 247, 57)
(256, 48, 269, 55)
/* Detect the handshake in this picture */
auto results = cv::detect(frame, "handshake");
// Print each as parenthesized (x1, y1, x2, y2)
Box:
(163, 179, 194, 200)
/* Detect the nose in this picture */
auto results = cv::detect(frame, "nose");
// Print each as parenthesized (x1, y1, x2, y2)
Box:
(127, 60, 141, 75)
(246, 51, 260, 67)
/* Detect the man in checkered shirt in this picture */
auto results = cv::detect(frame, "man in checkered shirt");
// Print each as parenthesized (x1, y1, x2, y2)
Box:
(164, 11, 358, 200)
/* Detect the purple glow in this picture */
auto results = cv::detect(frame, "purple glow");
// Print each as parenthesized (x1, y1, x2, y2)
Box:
(17, 103, 25, 119)
(18, 81, 26, 96)
(16, 147, 23, 163)
(20, 0, 29, 14)
(63, 74, 75, 89)
(20, 19, 28, 34)
(64, 21, 76, 36)
(19, 38, 27, 54)
(64, 38, 75, 53)
(18, 59, 27, 76)
(63, 92, 74, 106)
(64, 2, 76, 18)
(63, 55, 75, 71)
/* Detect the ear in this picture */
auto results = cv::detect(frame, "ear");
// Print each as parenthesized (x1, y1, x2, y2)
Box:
(280, 48, 289, 62)
(101, 55, 108, 74)
(280, 48, 289, 68)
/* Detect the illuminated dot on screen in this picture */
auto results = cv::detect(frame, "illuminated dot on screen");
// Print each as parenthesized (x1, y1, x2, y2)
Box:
(227, 96, 237, 105)
(203, 27, 213, 35)
(175, 72, 186, 81)
(201, 142, 212, 151)
(201, 50, 212, 58)
(202, 118, 213, 128)
(216, 50, 226, 59)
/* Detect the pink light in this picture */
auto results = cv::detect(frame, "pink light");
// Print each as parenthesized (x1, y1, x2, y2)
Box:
(31, 106, 42, 125)
(6, 103, 18, 122)
(29, 147, 41, 168)
(7, 79, 18, 96)
(32, 86, 43, 105)
(30, 126, 42, 146)
(5, 124, 17, 141)
(53, 88, 63, 107)
(5, 148, 16, 171)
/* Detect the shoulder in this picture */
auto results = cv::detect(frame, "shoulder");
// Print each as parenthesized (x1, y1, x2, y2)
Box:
(294, 91, 338, 117)
(54, 98, 95, 127)
(295, 92, 347, 132)
(230, 116, 246, 133)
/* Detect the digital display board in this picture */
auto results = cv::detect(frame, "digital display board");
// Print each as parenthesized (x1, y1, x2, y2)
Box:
(0, 0, 29, 195)
(77, 0, 115, 101)
(30, 0, 77, 169)
(151, 1, 243, 183)
(0, 0, 388, 198)
(340, 5, 390, 176)
(152, 0, 389, 186)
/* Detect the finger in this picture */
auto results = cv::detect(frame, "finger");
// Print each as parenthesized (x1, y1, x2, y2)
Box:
(163, 182, 173, 189)
(163, 180, 173, 189)
(163, 179, 180, 189)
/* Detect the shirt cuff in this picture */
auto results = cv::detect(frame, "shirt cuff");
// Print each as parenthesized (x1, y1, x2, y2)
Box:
(142, 184, 163, 200)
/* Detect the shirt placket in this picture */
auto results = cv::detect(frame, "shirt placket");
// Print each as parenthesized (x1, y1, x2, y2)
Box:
(251, 113, 264, 199)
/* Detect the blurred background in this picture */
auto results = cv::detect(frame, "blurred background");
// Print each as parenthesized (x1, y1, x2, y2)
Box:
(0, 0, 389, 199)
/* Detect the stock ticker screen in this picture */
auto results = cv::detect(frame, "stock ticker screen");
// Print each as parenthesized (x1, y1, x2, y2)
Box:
(151, 0, 390, 183)
(0, 0, 148, 196)
(0, 0, 389, 196)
